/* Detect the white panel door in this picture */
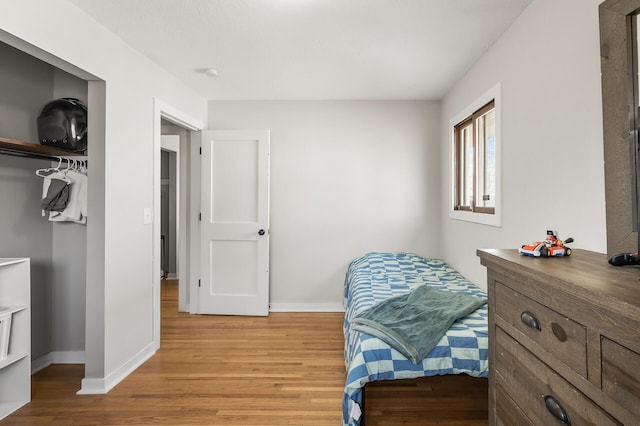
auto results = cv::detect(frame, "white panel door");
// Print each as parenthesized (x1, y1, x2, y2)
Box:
(199, 130, 270, 315)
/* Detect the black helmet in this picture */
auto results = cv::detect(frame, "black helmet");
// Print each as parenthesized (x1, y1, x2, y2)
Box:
(37, 98, 87, 152)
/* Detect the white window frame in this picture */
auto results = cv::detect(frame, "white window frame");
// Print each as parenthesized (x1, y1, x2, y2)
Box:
(449, 82, 502, 227)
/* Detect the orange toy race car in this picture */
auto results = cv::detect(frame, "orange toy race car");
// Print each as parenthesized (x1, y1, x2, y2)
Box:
(519, 230, 574, 257)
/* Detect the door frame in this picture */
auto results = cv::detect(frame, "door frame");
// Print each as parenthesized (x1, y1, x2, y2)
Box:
(153, 98, 204, 350)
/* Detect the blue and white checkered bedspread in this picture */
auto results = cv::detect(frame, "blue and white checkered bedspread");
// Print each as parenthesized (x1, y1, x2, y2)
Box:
(342, 252, 488, 426)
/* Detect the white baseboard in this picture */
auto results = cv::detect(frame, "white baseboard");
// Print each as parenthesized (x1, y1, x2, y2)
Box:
(165, 273, 178, 280)
(77, 342, 156, 395)
(32, 351, 85, 374)
(77, 377, 107, 395)
(269, 302, 344, 313)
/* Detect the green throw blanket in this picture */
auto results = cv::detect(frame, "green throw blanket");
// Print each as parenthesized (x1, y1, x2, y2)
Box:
(351, 285, 487, 364)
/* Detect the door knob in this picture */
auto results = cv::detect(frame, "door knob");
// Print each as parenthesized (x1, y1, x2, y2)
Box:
(258, 229, 266, 236)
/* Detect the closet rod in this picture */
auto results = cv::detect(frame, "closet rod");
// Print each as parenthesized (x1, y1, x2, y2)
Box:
(0, 148, 69, 161)
(0, 137, 85, 161)
(0, 149, 87, 166)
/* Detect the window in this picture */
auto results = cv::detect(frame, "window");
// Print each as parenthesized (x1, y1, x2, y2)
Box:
(449, 83, 501, 227)
(453, 100, 496, 214)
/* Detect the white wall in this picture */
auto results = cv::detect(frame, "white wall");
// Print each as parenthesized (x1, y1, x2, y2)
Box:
(209, 101, 441, 310)
(0, 0, 208, 391)
(440, 0, 607, 290)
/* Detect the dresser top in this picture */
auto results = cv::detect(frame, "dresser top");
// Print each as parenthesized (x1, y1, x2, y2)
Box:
(477, 248, 640, 318)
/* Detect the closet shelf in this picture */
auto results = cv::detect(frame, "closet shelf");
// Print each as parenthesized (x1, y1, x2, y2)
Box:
(0, 137, 84, 160)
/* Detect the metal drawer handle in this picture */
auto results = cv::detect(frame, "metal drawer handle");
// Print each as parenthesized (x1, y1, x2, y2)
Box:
(520, 311, 541, 331)
(544, 395, 571, 425)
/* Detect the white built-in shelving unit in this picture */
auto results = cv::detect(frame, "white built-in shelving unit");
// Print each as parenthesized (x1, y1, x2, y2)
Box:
(0, 258, 30, 420)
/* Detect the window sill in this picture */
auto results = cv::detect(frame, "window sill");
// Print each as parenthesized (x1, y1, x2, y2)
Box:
(450, 209, 501, 227)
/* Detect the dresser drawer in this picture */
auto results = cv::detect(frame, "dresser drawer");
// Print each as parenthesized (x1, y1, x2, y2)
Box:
(494, 281, 587, 378)
(495, 327, 620, 425)
(602, 337, 640, 419)
(495, 382, 534, 426)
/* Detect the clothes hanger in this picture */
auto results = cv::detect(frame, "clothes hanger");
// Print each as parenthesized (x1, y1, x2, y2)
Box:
(78, 158, 87, 174)
(35, 156, 63, 177)
(52, 156, 62, 172)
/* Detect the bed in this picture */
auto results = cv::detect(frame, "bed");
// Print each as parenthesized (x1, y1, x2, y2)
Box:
(342, 252, 489, 426)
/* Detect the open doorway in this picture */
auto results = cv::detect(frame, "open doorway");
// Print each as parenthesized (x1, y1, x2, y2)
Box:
(158, 121, 191, 314)
(152, 99, 204, 350)
(160, 134, 180, 282)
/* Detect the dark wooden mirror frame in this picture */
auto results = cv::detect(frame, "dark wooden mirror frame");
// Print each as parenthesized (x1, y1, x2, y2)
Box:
(600, 0, 640, 255)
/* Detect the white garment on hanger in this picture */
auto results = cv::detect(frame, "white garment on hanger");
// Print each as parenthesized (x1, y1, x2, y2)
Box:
(49, 170, 87, 224)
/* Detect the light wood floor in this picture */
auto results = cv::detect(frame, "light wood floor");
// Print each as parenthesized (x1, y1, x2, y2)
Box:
(2, 280, 487, 425)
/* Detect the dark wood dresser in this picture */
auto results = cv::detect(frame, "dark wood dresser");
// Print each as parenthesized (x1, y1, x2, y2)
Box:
(477, 249, 640, 425)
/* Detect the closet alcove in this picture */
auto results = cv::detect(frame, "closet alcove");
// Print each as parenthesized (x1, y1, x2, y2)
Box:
(0, 40, 91, 381)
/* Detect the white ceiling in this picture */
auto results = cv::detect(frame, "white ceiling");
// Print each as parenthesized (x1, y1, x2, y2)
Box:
(69, 0, 531, 101)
